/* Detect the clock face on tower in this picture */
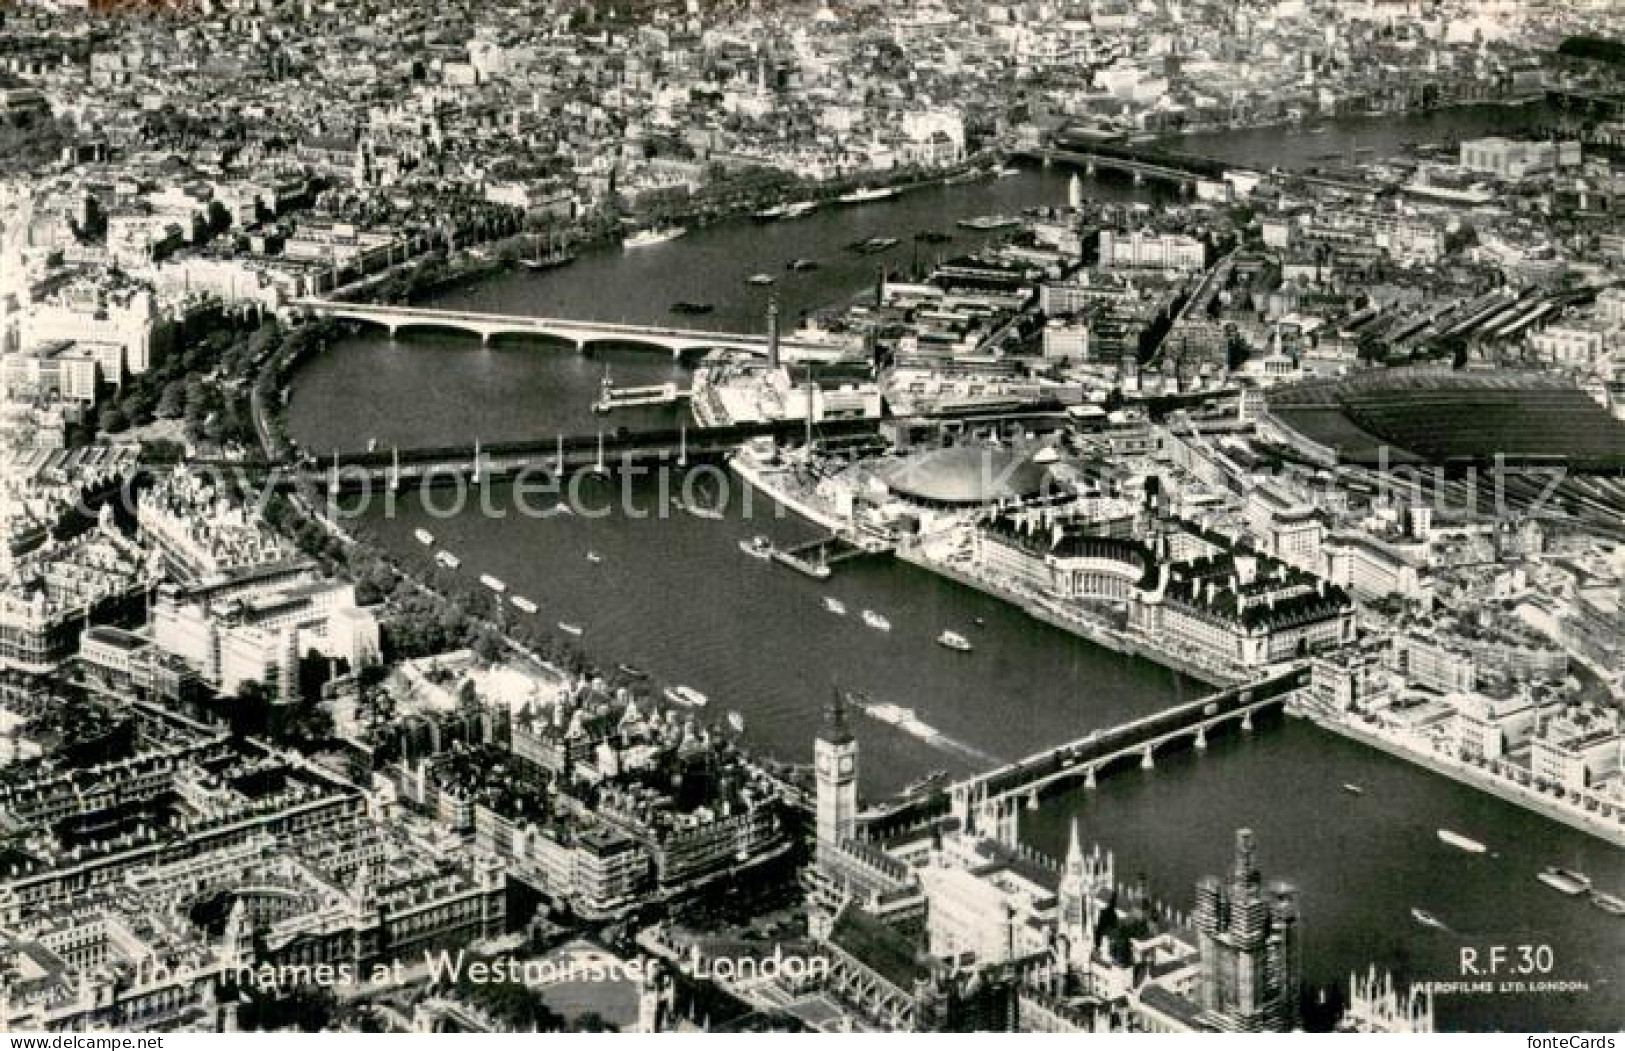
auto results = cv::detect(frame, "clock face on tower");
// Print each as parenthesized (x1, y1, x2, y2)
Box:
(839, 755, 855, 775)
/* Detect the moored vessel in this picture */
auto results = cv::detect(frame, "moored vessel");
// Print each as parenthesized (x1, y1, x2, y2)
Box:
(937, 630, 972, 652)
(746, 273, 776, 286)
(824, 596, 847, 615)
(957, 214, 1022, 231)
(727, 711, 745, 733)
(1537, 867, 1592, 895)
(903, 769, 949, 796)
(557, 622, 583, 637)
(1342, 783, 1364, 795)
(740, 535, 774, 559)
(617, 663, 647, 679)
(1589, 890, 1625, 916)
(665, 685, 709, 708)
(414, 528, 435, 546)
(624, 225, 687, 248)
(520, 236, 576, 270)
(837, 185, 899, 203)
(480, 574, 507, 594)
(511, 595, 537, 614)
(435, 550, 461, 569)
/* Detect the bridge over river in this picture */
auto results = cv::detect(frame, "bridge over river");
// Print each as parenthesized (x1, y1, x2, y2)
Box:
(293, 298, 851, 360)
(861, 665, 1309, 838)
(1018, 127, 1239, 188)
(189, 418, 887, 490)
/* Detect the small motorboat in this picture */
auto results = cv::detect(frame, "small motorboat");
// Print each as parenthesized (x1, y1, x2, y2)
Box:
(746, 273, 776, 286)
(511, 596, 537, 614)
(739, 536, 774, 559)
(617, 663, 647, 679)
(1410, 907, 1447, 931)
(414, 528, 435, 546)
(862, 609, 891, 632)
(1342, 783, 1365, 796)
(937, 630, 972, 652)
(1538, 867, 1592, 896)
(824, 596, 847, 615)
(558, 622, 584, 637)
(1589, 890, 1625, 916)
(586, 551, 603, 564)
(727, 711, 745, 733)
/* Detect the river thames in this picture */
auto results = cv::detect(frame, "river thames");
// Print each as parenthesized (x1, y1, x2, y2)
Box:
(286, 105, 1621, 1031)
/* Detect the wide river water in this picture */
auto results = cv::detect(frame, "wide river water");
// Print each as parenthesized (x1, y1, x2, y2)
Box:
(287, 103, 1620, 1031)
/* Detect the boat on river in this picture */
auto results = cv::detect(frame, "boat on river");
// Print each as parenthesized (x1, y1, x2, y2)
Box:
(511, 596, 537, 614)
(521, 235, 576, 270)
(414, 528, 435, 546)
(558, 622, 583, 637)
(862, 609, 891, 632)
(435, 550, 461, 569)
(480, 574, 506, 594)
(824, 596, 846, 616)
(1538, 867, 1591, 895)
(837, 185, 898, 203)
(624, 225, 686, 248)
(903, 770, 949, 796)
(740, 535, 774, 559)
(1590, 890, 1625, 916)
(937, 630, 973, 652)
(1437, 829, 1486, 854)
(1410, 907, 1447, 930)
(957, 215, 1022, 231)
(665, 685, 708, 709)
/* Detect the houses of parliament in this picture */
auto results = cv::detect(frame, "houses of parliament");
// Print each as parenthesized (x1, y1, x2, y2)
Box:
(798, 692, 1431, 1034)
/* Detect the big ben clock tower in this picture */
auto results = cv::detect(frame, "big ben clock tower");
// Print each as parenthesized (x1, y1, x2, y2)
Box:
(815, 688, 858, 862)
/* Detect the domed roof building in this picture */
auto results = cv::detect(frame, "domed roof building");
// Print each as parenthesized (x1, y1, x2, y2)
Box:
(875, 444, 1055, 509)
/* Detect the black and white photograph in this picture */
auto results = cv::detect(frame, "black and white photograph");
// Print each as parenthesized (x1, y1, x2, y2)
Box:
(0, 0, 1621, 1038)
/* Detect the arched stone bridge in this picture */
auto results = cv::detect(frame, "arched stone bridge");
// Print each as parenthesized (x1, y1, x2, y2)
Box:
(293, 298, 846, 360)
